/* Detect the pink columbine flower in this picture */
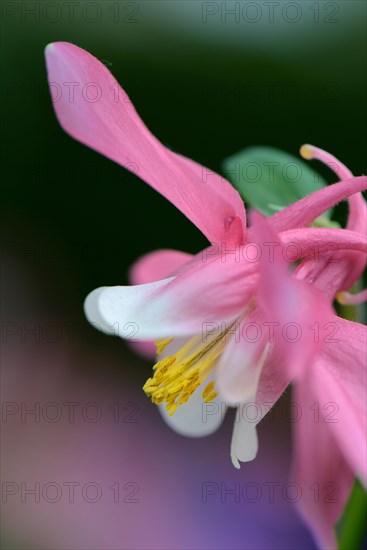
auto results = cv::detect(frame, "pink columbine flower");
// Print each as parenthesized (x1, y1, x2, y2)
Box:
(45, 42, 367, 548)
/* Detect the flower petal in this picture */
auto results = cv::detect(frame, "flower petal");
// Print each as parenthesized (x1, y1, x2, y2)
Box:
(313, 317, 367, 485)
(281, 227, 367, 298)
(279, 227, 367, 262)
(128, 249, 193, 358)
(255, 353, 290, 412)
(292, 145, 367, 299)
(270, 176, 367, 232)
(280, 227, 367, 300)
(216, 313, 269, 406)
(300, 144, 367, 235)
(45, 42, 246, 244)
(252, 211, 333, 379)
(216, 314, 274, 469)
(85, 250, 257, 340)
(290, 212, 367, 300)
(154, 338, 226, 437)
(231, 407, 259, 468)
(84, 278, 173, 338)
(217, 318, 292, 437)
(291, 378, 354, 549)
(295, 249, 366, 303)
(129, 249, 193, 285)
(159, 381, 225, 438)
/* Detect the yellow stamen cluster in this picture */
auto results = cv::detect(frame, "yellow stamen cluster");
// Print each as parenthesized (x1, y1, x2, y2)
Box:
(202, 381, 218, 403)
(143, 330, 229, 416)
(155, 338, 173, 355)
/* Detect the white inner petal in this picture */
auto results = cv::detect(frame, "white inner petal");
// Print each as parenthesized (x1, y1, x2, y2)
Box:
(84, 278, 174, 339)
(159, 379, 226, 438)
(230, 405, 259, 469)
(155, 337, 227, 437)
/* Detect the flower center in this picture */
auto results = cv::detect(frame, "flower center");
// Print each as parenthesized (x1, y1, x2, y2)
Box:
(143, 325, 235, 416)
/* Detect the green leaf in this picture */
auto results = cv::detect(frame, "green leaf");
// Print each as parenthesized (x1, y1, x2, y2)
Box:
(222, 146, 333, 218)
(337, 478, 367, 550)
